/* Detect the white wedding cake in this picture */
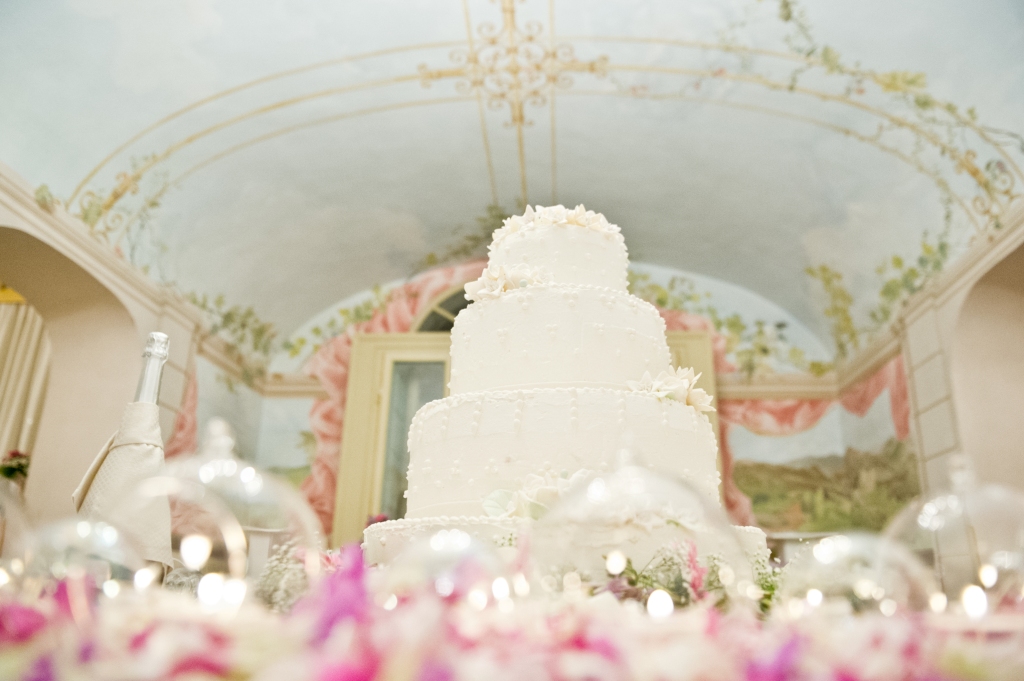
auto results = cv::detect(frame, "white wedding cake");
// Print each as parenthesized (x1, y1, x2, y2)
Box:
(364, 205, 766, 566)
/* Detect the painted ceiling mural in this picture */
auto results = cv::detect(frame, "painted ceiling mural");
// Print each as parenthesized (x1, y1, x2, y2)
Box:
(2, 0, 1022, 358)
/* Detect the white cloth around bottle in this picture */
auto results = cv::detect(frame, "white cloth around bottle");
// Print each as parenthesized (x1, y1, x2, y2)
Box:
(72, 401, 173, 568)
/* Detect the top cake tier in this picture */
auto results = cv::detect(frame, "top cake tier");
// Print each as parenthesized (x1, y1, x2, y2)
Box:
(487, 205, 628, 291)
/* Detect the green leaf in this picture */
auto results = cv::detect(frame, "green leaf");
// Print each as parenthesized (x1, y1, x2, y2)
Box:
(913, 94, 935, 110)
(880, 279, 902, 301)
(483, 490, 514, 517)
(820, 45, 842, 73)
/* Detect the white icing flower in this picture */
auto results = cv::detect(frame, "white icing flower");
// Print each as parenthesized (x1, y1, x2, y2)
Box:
(627, 367, 715, 412)
(483, 468, 592, 519)
(627, 371, 666, 399)
(687, 384, 715, 413)
(494, 205, 534, 240)
(490, 204, 621, 248)
(464, 264, 551, 301)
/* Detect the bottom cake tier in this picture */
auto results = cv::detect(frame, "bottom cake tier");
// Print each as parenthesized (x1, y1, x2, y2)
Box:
(363, 515, 526, 565)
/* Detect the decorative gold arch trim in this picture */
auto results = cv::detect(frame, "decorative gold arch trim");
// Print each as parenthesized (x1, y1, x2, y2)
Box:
(85, 58, 1018, 238)
(112, 95, 475, 242)
(566, 89, 980, 232)
(68, 40, 466, 205)
(70, 1, 1021, 252)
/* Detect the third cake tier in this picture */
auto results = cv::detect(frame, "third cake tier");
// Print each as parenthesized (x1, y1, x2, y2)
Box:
(404, 386, 722, 519)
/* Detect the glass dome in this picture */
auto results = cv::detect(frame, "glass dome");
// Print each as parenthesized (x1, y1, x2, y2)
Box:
(105, 419, 324, 612)
(775, 532, 939, 620)
(0, 479, 31, 596)
(379, 528, 525, 613)
(20, 518, 150, 623)
(530, 464, 761, 615)
(884, 473, 1024, 621)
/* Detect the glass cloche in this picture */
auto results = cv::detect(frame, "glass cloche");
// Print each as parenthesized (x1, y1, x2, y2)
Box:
(104, 419, 324, 612)
(775, 532, 939, 620)
(379, 528, 528, 613)
(0, 479, 30, 596)
(883, 457, 1024, 622)
(20, 518, 150, 623)
(530, 462, 763, 615)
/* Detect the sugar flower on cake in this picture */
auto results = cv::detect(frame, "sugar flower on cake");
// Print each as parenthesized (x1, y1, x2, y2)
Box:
(464, 264, 551, 301)
(628, 367, 715, 412)
(490, 204, 622, 246)
(483, 468, 592, 519)
(534, 204, 617, 232)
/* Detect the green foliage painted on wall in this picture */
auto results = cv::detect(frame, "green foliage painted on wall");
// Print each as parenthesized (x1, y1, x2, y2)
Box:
(805, 221, 953, 358)
(628, 271, 823, 378)
(282, 285, 391, 360)
(416, 203, 511, 272)
(733, 438, 920, 533)
(188, 292, 279, 390)
(804, 265, 858, 360)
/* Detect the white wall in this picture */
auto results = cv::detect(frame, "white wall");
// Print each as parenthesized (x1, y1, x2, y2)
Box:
(0, 226, 142, 523)
(900, 204, 1024, 494)
(951, 243, 1024, 488)
(0, 166, 202, 524)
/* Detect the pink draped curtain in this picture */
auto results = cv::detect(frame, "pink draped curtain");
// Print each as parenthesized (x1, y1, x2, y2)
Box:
(164, 368, 198, 460)
(161, 367, 202, 534)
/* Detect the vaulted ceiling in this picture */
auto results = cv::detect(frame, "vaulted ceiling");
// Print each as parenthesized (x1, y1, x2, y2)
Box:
(2, 0, 1022, 353)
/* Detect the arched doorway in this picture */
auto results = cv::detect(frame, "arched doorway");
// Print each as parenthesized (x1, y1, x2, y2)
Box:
(0, 227, 140, 523)
(950, 241, 1024, 488)
(411, 285, 471, 332)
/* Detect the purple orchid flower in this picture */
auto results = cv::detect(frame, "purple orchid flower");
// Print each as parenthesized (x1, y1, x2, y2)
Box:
(418, 659, 454, 681)
(0, 603, 48, 646)
(745, 636, 801, 681)
(23, 655, 56, 681)
(296, 544, 370, 646)
(318, 657, 379, 681)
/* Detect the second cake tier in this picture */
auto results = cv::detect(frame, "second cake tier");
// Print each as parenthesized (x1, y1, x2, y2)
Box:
(404, 387, 722, 519)
(450, 284, 672, 394)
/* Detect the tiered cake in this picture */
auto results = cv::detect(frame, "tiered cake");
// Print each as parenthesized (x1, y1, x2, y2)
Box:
(364, 205, 765, 564)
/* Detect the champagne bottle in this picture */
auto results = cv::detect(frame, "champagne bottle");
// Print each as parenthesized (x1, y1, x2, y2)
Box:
(134, 332, 169, 404)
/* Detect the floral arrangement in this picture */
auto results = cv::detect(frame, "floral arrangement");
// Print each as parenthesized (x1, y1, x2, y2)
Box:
(365, 514, 389, 527)
(1, 545, 1020, 681)
(464, 264, 552, 302)
(600, 541, 715, 609)
(0, 451, 30, 488)
(253, 545, 353, 614)
(490, 204, 623, 247)
(254, 541, 310, 614)
(628, 367, 715, 412)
